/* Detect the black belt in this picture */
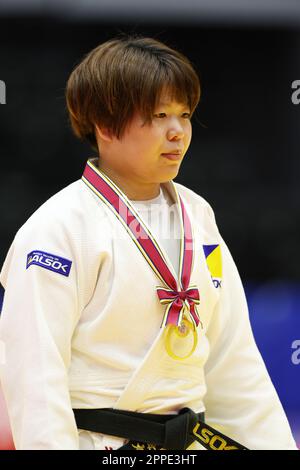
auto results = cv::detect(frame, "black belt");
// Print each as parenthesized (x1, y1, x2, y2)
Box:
(73, 407, 249, 450)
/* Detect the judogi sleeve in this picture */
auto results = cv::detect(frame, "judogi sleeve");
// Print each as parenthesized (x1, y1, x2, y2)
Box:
(0, 218, 81, 449)
(203, 207, 297, 450)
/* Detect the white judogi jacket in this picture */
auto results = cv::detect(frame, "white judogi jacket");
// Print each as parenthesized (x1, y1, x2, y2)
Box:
(0, 158, 297, 450)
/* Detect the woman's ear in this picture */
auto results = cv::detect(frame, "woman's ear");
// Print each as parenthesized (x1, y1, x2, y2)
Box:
(95, 123, 113, 142)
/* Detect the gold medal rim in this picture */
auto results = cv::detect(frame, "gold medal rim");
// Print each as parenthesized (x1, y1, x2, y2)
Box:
(165, 319, 198, 361)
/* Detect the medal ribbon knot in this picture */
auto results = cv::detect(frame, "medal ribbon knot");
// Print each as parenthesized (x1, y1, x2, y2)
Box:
(156, 286, 200, 328)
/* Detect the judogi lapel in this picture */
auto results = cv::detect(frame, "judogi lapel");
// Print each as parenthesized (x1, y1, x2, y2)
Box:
(82, 158, 202, 411)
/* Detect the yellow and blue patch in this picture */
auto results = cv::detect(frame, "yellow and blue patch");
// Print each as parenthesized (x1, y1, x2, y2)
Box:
(203, 244, 222, 288)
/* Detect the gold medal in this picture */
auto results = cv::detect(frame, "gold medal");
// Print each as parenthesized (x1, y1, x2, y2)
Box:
(165, 318, 198, 361)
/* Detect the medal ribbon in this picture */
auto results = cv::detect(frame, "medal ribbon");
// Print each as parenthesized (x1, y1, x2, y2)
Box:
(82, 159, 200, 329)
(156, 287, 200, 328)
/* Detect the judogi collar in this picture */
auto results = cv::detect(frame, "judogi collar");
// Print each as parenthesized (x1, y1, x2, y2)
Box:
(82, 158, 200, 331)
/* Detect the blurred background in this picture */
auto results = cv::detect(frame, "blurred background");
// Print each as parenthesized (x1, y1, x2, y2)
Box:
(0, 0, 299, 450)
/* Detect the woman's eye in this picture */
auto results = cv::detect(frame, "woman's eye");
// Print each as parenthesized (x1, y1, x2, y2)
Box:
(154, 112, 191, 119)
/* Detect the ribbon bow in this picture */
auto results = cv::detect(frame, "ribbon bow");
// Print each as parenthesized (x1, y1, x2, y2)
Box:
(156, 286, 200, 328)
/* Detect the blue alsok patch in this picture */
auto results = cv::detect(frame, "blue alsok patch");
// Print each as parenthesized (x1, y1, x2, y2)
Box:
(26, 251, 72, 277)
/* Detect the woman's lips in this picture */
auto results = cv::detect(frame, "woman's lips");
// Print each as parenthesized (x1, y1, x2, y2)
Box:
(161, 153, 182, 161)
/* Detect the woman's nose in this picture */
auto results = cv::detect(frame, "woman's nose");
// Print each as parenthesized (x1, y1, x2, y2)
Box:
(167, 122, 185, 140)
